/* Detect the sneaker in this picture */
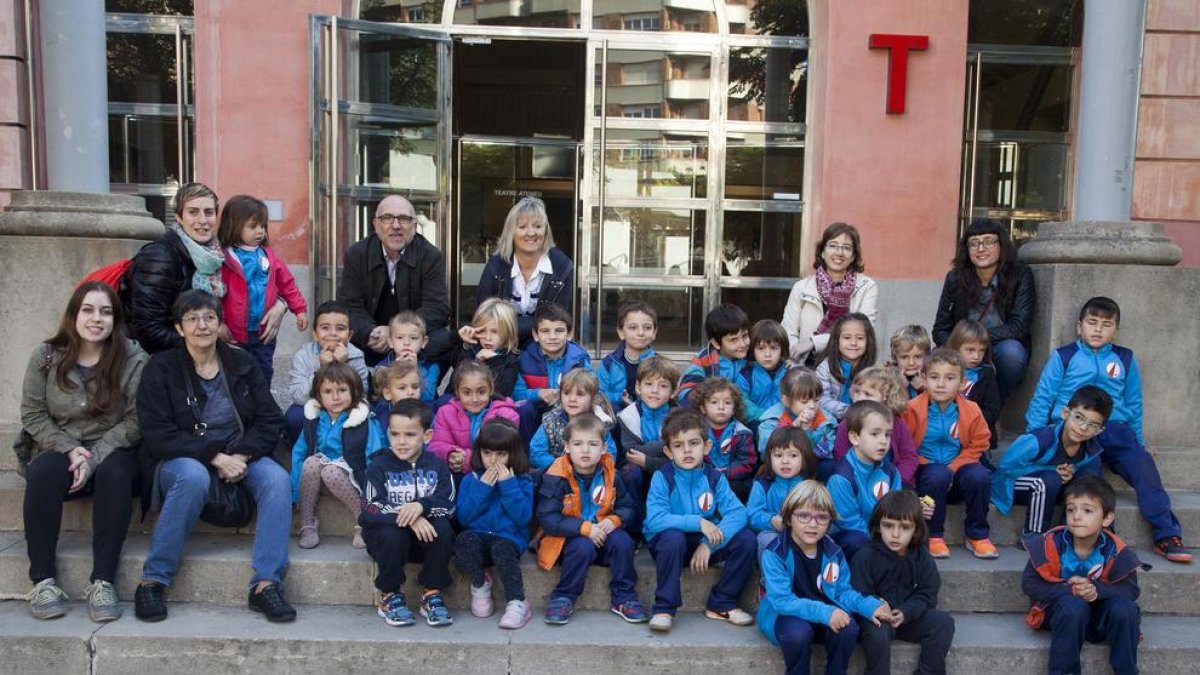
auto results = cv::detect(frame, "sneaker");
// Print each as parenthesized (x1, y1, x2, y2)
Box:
(248, 583, 297, 622)
(134, 582, 167, 622)
(85, 580, 122, 623)
(377, 592, 414, 626)
(27, 578, 69, 620)
(351, 526, 366, 550)
(705, 607, 755, 626)
(420, 591, 454, 627)
(544, 596, 574, 625)
(1154, 537, 1194, 564)
(298, 524, 320, 549)
(966, 538, 999, 559)
(611, 600, 649, 623)
(929, 538, 951, 559)
(648, 612, 673, 632)
(470, 575, 494, 618)
(498, 599, 532, 629)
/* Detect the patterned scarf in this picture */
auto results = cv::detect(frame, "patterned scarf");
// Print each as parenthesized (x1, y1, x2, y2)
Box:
(171, 222, 227, 298)
(815, 266, 857, 334)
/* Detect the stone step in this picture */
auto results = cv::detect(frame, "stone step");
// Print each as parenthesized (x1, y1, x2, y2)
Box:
(1, 601, 1197, 675)
(0, 531, 1194, 615)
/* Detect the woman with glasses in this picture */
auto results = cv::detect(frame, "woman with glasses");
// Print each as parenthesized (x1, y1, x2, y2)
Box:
(781, 222, 879, 364)
(933, 218, 1035, 401)
(132, 290, 294, 624)
(474, 196, 574, 349)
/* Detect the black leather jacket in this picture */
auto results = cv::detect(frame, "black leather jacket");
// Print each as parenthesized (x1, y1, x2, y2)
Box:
(932, 264, 1036, 347)
(125, 228, 194, 354)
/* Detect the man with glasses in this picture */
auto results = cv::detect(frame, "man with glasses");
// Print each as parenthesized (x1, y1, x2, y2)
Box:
(339, 195, 452, 368)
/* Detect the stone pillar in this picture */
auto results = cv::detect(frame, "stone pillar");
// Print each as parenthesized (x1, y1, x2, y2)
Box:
(0, 192, 163, 423)
(1072, 0, 1147, 221)
(1005, 221, 1197, 447)
(38, 0, 109, 192)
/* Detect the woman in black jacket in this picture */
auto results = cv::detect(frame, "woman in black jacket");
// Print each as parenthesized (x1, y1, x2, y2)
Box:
(473, 196, 574, 349)
(932, 218, 1035, 401)
(133, 291, 294, 623)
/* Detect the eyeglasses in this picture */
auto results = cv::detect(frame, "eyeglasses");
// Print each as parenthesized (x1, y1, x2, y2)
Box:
(182, 313, 220, 327)
(792, 510, 832, 525)
(375, 213, 415, 226)
(967, 237, 1000, 251)
(1068, 410, 1104, 433)
(824, 243, 854, 254)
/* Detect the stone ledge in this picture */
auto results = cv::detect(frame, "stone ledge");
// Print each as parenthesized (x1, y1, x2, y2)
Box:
(1019, 220, 1183, 265)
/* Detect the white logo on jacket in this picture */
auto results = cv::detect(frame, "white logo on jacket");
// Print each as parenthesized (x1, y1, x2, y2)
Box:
(698, 491, 714, 512)
(872, 480, 891, 500)
(591, 484, 605, 506)
(1106, 361, 1121, 378)
(818, 561, 839, 590)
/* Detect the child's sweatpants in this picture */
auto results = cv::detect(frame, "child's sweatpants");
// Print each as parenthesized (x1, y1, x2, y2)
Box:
(859, 608, 955, 675)
(550, 529, 637, 605)
(1099, 421, 1182, 542)
(1043, 594, 1140, 675)
(1012, 469, 1066, 534)
(831, 530, 869, 561)
(774, 614, 860, 675)
(647, 528, 755, 615)
(453, 531, 525, 601)
(362, 518, 454, 593)
(915, 462, 992, 540)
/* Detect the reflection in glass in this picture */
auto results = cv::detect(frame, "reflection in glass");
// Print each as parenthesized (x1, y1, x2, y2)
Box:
(720, 287, 792, 325)
(106, 0, 193, 14)
(450, 0, 582, 28)
(108, 115, 181, 184)
(729, 47, 807, 124)
(360, 0, 440, 23)
(724, 142, 803, 200)
(596, 50, 712, 120)
(353, 33, 438, 109)
(592, 207, 705, 276)
(108, 33, 180, 104)
(968, 0, 1082, 47)
(971, 142, 1068, 212)
(593, 286, 704, 352)
(358, 123, 441, 191)
(977, 64, 1073, 133)
(721, 211, 803, 278)
(594, 130, 708, 200)
(726, 0, 808, 36)
(593, 0, 717, 33)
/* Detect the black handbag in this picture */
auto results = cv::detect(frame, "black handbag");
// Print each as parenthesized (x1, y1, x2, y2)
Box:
(181, 359, 255, 528)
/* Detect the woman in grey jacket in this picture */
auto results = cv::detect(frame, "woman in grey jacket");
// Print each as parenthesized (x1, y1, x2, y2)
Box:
(21, 282, 148, 623)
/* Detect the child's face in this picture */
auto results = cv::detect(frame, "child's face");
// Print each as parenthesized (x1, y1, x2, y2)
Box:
(565, 430, 605, 474)
(383, 373, 422, 403)
(714, 329, 750, 360)
(318, 379, 352, 416)
(894, 345, 927, 376)
(849, 382, 883, 403)
(1077, 312, 1119, 350)
(560, 386, 592, 417)
(849, 412, 892, 463)
(665, 428, 710, 470)
(700, 388, 736, 427)
(1061, 406, 1106, 444)
(387, 414, 431, 463)
(784, 394, 820, 421)
(313, 312, 351, 351)
(924, 362, 961, 404)
(957, 340, 988, 369)
(456, 373, 493, 415)
(479, 447, 510, 472)
(879, 516, 916, 555)
(474, 319, 503, 351)
(617, 310, 657, 352)
(770, 444, 806, 479)
(635, 374, 673, 410)
(837, 320, 869, 363)
(754, 341, 784, 371)
(789, 506, 831, 548)
(240, 218, 267, 248)
(388, 323, 427, 362)
(1064, 493, 1115, 541)
(534, 320, 571, 357)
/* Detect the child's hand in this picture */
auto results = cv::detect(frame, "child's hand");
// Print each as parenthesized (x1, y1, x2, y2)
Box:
(318, 346, 336, 365)
(690, 542, 712, 573)
(476, 348, 497, 361)
(394, 502, 424, 527)
(870, 601, 892, 627)
(626, 449, 646, 468)
(596, 519, 616, 535)
(796, 407, 816, 426)
(588, 526, 607, 548)
(911, 373, 925, 392)
(920, 495, 935, 520)
(457, 324, 478, 344)
(479, 464, 499, 486)
(771, 515, 784, 532)
(700, 519, 725, 547)
(294, 313, 308, 331)
(889, 608, 905, 628)
(1056, 462, 1075, 482)
(332, 343, 349, 363)
(621, 392, 634, 407)
(495, 464, 514, 482)
(411, 516, 437, 543)
(828, 608, 852, 632)
(539, 389, 560, 406)
(447, 449, 465, 473)
(1069, 577, 1097, 602)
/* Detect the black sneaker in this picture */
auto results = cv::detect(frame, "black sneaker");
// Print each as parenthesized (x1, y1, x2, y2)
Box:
(134, 583, 168, 622)
(249, 583, 297, 622)
(1154, 537, 1194, 564)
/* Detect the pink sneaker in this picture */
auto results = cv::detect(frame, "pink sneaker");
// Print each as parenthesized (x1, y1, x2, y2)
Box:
(498, 599, 532, 629)
(469, 575, 493, 618)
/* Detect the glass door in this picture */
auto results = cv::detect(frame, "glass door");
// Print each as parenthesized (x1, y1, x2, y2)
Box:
(311, 16, 452, 303)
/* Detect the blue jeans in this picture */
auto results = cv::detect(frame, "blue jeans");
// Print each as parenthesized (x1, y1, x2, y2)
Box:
(243, 331, 276, 385)
(990, 338, 1028, 402)
(142, 457, 292, 588)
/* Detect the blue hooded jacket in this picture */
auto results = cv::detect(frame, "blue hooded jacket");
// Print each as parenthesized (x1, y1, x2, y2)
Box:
(644, 463, 747, 552)
(991, 423, 1104, 514)
(598, 343, 657, 410)
(828, 451, 902, 535)
(737, 361, 789, 422)
(455, 470, 534, 550)
(746, 474, 806, 533)
(514, 340, 592, 402)
(1025, 339, 1142, 443)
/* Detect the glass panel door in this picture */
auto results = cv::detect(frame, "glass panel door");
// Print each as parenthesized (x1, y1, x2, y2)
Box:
(312, 16, 452, 303)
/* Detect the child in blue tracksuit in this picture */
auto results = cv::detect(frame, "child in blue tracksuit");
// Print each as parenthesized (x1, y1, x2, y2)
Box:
(828, 401, 902, 560)
(689, 376, 758, 501)
(616, 355, 680, 479)
(738, 319, 791, 425)
(644, 408, 757, 633)
(375, 310, 440, 403)
(747, 426, 817, 555)
(598, 300, 658, 410)
(1022, 477, 1148, 675)
(514, 304, 592, 438)
(758, 367, 840, 481)
(1025, 296, 1190, 563)
(677, 303, 751, 403)
(992, 386, 1110, 535)
(529, 369, 618, 471)
(758, 479, 891, 675)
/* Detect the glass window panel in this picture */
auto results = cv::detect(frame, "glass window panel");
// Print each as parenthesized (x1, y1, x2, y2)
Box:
(728, 47, 807, 124)
(968, 0, 1082, 47)
(451, 0, 582, 28)
(721, 211, 803, 278)
(350, 32, 439, 109)
(726, 0, 807, 37)
(977, 63, 1073, 133)
(107, 33, 180, 104)
(592, 207, 705, 276)
(106, 0, 193, 14)
(597, 50, 712, 120)
(724, 142, 803, 200)
(593, 129, 708, 200)
(719, 287, 792, 326)
(593, 0, 717, 33)
(360, 1, 440, 23)
(971, 141, 1068, 212)
(594, 286, 704, 352)
(108, 114, 180, 184)
(355, 122, 441, 191)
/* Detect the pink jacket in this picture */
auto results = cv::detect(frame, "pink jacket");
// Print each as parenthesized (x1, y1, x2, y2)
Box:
(220, 245, 308, 344)
(428, 397, 520, 471)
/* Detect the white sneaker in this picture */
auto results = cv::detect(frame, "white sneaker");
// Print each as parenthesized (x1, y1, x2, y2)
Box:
(648, 613, 673, 632)
(469, 574, 493, 618)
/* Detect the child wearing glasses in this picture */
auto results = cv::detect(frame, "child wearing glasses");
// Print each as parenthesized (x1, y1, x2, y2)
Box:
(992, 386, 1111, 536)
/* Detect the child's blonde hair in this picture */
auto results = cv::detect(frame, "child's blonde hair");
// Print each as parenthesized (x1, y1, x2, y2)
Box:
(389, 310, 427, 336)
(560, 368, 615, 420)
(374, 360, 419, 398)
(946, 319, 990, 352)
(472, 298, 519, 352)
(852, 365, 909, 414)
(890, 324, 932, 357)
(780, 479, 837, 522)
(923, 347, 964, 375)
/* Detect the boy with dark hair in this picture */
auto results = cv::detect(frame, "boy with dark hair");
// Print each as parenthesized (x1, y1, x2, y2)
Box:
(599, 301, 658, 410)
(286, 300, 371, 442)
(677, 303, 752, 403)
(617, 355, 680, 478)
(828, 400, 903, 560)
(1022, 476, 1148, 675)
(739, 319, 791, 424)
(514, 303, 592, 406)
(1025, 296, 1190, 563)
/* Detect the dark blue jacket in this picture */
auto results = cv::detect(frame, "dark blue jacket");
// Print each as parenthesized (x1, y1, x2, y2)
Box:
(991, 423, 1103, 514)
(514, 340, 592, 402)
(476, 246, 574, 345)
(456, 469, 534, 550)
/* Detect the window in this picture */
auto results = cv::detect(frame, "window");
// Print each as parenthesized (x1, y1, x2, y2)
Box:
(407, 7, 425, 22)
(622, 105, 662, 119)
(623, 15, 661, 31)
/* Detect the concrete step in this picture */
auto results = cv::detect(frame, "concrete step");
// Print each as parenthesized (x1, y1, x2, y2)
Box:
(1, 601, 1198, 675)
(0, 531, 1194, 615)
